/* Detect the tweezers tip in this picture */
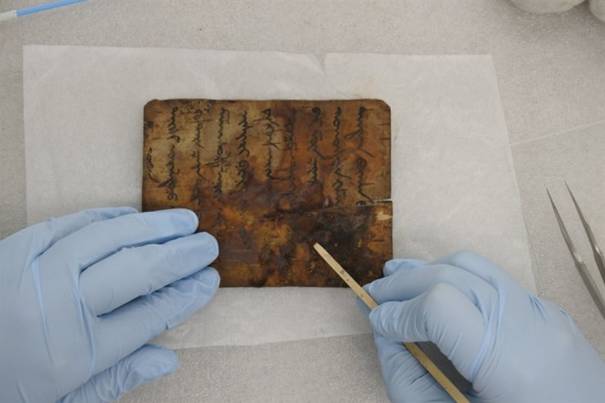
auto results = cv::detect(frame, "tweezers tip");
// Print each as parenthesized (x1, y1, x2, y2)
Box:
(545, 187, 557, 208)
(565, 182, 590, 228)
(565, 181, 576, 200)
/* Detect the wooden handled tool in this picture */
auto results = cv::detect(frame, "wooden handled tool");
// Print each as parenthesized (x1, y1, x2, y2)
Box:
(313, 243, 470, 403)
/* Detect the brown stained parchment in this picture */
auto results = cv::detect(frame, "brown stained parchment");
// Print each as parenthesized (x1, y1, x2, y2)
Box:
(142, 99, 392, 286)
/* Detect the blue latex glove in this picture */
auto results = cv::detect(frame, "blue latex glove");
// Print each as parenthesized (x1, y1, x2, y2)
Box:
(0, 208, 220, 403)
(364, 252, 605, 403)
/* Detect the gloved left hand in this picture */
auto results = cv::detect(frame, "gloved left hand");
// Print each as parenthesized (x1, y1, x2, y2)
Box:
(0, 207, 220, 403)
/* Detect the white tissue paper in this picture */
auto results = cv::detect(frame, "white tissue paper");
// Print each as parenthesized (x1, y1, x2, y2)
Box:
(24, 46, 535, 349)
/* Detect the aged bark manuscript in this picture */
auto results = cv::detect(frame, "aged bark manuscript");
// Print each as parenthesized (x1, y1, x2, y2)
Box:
(143, 99, 392, 286)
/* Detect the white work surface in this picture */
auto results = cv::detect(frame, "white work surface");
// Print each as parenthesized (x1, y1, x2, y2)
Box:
(23, 46, 534, 401)
(1, 2, 604, 401)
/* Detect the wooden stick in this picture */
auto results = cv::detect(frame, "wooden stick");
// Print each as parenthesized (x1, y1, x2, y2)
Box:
(313, 243, 470, 403)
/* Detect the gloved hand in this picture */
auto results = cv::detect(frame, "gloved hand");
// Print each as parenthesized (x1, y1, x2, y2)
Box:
(364, 251, 605, 403)
(0, 208, 220, 403)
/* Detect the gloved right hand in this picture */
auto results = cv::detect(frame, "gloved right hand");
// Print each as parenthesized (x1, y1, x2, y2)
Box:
(364, 251, 605, 403)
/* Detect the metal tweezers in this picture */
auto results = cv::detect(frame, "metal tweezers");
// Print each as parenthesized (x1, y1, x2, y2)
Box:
(547, 184, 605, 319)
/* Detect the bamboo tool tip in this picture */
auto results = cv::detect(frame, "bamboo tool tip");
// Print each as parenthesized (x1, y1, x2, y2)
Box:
(312, 242, 380, 309)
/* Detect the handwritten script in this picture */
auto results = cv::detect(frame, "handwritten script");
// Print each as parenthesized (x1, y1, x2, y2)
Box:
(142, 99, 392, 287)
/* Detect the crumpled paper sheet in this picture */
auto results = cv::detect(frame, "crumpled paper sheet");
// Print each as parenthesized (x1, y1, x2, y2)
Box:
(24, 46, 535, 349)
